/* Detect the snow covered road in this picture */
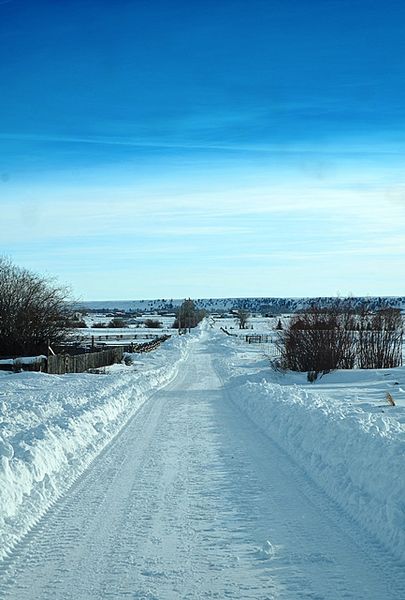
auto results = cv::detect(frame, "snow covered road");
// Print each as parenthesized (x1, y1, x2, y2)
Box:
(1, 333, 404, 599)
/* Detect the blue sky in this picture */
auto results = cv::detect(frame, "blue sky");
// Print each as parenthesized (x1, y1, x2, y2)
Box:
(1, 0, 405, 300)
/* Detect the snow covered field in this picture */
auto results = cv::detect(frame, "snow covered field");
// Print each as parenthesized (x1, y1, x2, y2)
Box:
(70, 314, 176, 346)
(0, 321, 404, 598)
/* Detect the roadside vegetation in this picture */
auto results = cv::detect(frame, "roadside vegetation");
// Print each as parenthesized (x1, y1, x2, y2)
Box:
(276, 298, 403, 376)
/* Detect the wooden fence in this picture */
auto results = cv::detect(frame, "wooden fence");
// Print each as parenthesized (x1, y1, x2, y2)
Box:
(0, 335, 172, 375)
(130, 335, 171, 354)
(69, 332, 172, 346)
(47, 347, 124, 374)
(220, 327, 237, 337)
(244, 334, 272, 343)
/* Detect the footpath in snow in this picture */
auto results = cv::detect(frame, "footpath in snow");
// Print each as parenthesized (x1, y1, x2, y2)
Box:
(0, 324, 404, 599)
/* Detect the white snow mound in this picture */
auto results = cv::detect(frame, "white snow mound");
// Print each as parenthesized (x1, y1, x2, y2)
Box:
(0, 331, 199, 560)
(216, 336, 405, 563)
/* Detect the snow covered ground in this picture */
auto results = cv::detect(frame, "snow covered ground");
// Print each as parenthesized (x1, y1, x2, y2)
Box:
(214, 327, 405, 564)
(0, 321, 404, 598)
(68, 314, 176, 346)
(0, 332, 194, 561)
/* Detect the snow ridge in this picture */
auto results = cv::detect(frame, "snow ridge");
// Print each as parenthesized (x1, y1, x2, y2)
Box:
(216, 338, 405, 563)
(0, 333, 197, 561)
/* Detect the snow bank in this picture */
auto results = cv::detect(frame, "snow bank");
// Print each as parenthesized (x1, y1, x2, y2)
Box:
(0, 355, 47, 366)
(216, 338, 405, 563)
(0, 332, 197, 560)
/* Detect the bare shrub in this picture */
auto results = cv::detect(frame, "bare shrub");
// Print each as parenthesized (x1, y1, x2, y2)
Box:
(144, 319, 162, 329)
(277, 299, 357, 373)
(358, 305, 403, 369)
(277, 298, 403, 374)
(108, 317, 127, 328)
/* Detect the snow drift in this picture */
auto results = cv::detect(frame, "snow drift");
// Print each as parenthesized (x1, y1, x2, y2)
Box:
(216, 336, 405, 563)
(0, 333, 196, 560)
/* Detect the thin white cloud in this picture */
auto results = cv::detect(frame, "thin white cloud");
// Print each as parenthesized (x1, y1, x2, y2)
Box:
(2, 181, 404, 244)
(2, 131, 405, 156)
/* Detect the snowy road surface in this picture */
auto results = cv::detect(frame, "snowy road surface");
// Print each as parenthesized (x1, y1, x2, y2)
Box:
(1, 334, 404, 599)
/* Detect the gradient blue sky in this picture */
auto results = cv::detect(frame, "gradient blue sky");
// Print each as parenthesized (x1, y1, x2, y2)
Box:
(1, 0, 405, 300)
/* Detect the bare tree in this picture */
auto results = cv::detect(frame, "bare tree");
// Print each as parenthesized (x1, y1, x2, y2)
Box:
(235, 308, 250, 329)
(0, 257, 73, 356)
(173, 298, 206, 332)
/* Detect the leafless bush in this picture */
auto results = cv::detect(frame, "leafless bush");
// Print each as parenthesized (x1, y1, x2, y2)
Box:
(144, 319, 162, 329)
(0, 257, 73, 356)
(277, 299, 357, 372)
(357, 305, 403, 369)
(276, 298, 403, 373)
(108, 317, 127, 328)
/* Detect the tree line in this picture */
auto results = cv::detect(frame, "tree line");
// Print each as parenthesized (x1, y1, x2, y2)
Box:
(172, 298, 207, 332)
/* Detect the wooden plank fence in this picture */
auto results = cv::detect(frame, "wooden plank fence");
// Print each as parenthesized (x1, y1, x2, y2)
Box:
(69, 332, 172, 345)
(0, 335, 172, 375)
(47, 347, 124, 375)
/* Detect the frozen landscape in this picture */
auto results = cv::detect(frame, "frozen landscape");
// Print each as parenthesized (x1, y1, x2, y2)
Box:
(0, 318, 404, 599)
(3, 0, 405, 596)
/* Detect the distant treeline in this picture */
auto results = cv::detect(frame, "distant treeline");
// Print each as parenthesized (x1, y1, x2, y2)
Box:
(78, 296, 405, 315)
